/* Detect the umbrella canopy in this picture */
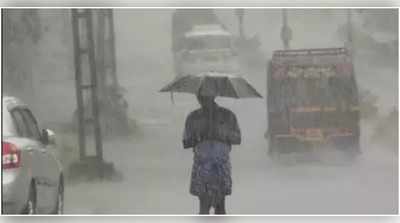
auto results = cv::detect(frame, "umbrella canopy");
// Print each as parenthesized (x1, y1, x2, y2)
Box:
(160, 72, 262, 98)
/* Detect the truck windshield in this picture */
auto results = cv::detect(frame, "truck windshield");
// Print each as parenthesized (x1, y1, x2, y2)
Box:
(185, 36, 231, 50)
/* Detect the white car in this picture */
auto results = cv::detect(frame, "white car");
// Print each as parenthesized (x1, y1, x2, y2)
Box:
(2, 96, 64, 214)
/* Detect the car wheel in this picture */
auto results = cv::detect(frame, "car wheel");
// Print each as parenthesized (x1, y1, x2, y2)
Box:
(22, 183, 37, 214)
(51, 179, 64, 214)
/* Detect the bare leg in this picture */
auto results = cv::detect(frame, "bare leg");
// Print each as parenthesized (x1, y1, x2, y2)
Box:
(199, 196, 211, 215)
(214, 196, 226, 215)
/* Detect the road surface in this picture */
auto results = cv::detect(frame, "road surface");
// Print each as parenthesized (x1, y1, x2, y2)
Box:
(64, 103, 398, 214)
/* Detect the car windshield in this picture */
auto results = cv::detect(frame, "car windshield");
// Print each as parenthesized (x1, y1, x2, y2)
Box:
(185, 36, 231, 50)
(2, 109, 17, 137)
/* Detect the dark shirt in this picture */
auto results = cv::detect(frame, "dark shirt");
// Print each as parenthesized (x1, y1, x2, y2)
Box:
(183, 104, 241, 148)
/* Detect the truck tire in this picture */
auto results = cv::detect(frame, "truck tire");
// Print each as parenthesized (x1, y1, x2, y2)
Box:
(268, 137, 280, 160)
(348, 137, 361, 158)
(335, 136, 361, 161)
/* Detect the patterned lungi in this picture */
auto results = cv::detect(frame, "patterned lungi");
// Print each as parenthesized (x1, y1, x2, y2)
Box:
(190, 140, 232, 205)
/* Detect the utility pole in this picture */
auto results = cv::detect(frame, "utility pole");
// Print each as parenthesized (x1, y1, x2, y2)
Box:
(96, 9, 119, 94)
(95, 9, 107, 100)
(95, 9, 120, 99)
(280, 9, 292, 50)
(71, 9, 104, 178)
(235, 8, 245, 38)
(95, 9, 129, 135)
(70, 9, 124, 179)
(346, 9, 354, 58)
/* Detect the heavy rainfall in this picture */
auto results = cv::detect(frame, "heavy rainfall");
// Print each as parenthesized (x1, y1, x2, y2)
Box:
(2, 9, 398, 214)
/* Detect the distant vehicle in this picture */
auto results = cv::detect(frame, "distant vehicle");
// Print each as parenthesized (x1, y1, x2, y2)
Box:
(266, 48, 360, 158)
(171, 9, 240, 77)
(171, 8, 221, 55)
(2, 96, 64, 214)
(174, 24, 240, 76)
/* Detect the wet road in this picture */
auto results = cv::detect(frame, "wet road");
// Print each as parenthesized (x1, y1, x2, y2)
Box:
(64, 116, 397, 214)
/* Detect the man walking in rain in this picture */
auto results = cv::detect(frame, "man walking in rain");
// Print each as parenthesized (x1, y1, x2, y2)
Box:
(183, 94, 241, 215)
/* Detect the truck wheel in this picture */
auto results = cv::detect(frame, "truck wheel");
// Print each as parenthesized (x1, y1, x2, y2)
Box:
(268, 138, 280, 160)
(337, 137, 361, 162)
(348, 139, 361, 159)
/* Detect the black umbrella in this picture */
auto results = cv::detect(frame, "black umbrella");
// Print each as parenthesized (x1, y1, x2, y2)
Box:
(160, 72, 262, 98)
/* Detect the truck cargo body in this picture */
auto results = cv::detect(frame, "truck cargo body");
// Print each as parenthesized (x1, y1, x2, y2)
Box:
(266, 48, 360, 156)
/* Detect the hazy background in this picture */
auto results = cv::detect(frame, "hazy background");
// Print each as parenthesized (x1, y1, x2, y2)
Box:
(2, 9, 398, 214)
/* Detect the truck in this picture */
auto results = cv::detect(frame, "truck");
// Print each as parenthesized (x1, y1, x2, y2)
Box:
(171, 9, 239, 76)
(266, 48, 360, 158)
